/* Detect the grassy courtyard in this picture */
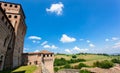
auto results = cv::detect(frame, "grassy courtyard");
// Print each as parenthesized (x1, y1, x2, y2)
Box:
(0, 65, 37, 73)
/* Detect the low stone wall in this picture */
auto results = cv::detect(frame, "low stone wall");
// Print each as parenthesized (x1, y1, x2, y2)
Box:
(56, 69, 79, 73)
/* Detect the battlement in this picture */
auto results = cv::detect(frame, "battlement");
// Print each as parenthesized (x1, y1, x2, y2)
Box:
(0, 1, 25, 19)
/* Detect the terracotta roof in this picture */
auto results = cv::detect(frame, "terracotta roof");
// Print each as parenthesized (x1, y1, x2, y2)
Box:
(39, 50, 54, 54)
(23, 50, 54, 55)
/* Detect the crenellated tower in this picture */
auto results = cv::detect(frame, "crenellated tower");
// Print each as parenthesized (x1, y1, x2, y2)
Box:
(0, 1, 27, 68)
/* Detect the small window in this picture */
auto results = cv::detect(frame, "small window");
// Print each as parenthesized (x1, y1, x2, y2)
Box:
(15, 5, 18, 8)
(4, 4, 7, 6)
(47, 54, 49, 57)
(29, 62, 31, 65)
(14, 16, 17, 18)
(51, 54, 52, 57)
(1, 55, 3, 59)
(10, 4, 12, 7)
(43, 54, 45, 57)
(8, 15, 12, 18)
(34, 61, 38, 65)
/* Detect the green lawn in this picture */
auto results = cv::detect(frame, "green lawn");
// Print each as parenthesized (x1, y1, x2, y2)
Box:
(0, 65, 37, 73)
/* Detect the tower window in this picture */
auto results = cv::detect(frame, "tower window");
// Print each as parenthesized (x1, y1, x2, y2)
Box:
(4, 4, 7, 6)
(14, 16, 17, 18)
(15, 5, 18, 8)
(51, 54, 52, 57)
(8, 15, 12, 18)
(10, 4, 12, 7)
(1, 55, 3, 59)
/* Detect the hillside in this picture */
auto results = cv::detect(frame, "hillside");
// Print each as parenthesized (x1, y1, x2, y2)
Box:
(54, 54, 120, 72)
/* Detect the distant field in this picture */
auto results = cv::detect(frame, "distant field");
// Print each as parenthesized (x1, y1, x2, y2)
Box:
(55, 54, 120, 66)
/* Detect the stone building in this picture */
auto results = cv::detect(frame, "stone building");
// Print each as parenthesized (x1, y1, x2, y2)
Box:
(23, 50, 54, 73)
(0, 1, 27, 68)
(0, 1, 27, 70)
(0, 6, 15, 70)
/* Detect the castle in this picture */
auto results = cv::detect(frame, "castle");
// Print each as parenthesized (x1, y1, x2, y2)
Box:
(0, 1, 54, 73)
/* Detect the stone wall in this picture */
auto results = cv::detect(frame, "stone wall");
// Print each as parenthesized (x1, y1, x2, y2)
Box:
(0, 1, 27, 68)
(56, 69, 80, 73)
(0, 7, 14, 70)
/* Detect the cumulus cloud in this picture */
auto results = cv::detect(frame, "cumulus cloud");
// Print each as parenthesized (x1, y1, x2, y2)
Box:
(41, 41, 48, 46)
(32, 40, 40, 43)
(34, 50, 40, 52)
(65, 49, 72, 54)
(112, 37, 119, 41)
(73, 46, 88, 53)
(65, 46, 89, 54)
(89, 43, 95, 48)
(43, 45, 58, 49)
(86, 40, 90, 43)
(60, 34, 76, 43)
(113, 42, 120, 48)
(46, 2, 64, 15)
(28, 36, 41, 40)
(105, 39, 109, 42)
(105, 37, 119, 42)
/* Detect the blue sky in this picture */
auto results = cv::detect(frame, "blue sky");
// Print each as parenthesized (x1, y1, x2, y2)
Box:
(3, 0, 120, 54)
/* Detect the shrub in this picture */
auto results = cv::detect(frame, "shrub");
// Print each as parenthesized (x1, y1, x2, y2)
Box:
(63, 64, 71, 69)
(72, 55, 77, 58)
(79, 70, 91, 73)
(73, 63, 88, 69)
(54, 67, 59, 72)
(111, 58, 120, 64)
(93, 60, 114, 69)
(78, 63, 88, 69)
(54, 58, 67, 66)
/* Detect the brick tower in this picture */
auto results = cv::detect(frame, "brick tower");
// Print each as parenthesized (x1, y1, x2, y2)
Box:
(0, 2, 27, 68)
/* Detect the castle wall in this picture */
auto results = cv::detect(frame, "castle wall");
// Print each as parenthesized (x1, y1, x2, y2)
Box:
(0, 7, 14, 70)
(0, 2, 27, 68)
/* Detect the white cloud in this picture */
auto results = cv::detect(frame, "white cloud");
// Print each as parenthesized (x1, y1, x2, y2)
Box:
(34, 50, 39, 52)
(113, 42, 120, 48)
(112, 37, 119, 41)
(86, 40, 90, 43)
(41, 41, 48, 46)
(73, 46, 81, 51)
(46, 2, 64, 15)
(43, 45, 58, 49)
(32, 40, 40, 43)
(65, 49, 72, 54)
(65, 46, 89, 54)
(28, 36, 41, 40)
(73, 46, 88, 53)
(105, 39, 109, 42)
(89, 43, 95, 48)
(60, 34, 76, 43)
